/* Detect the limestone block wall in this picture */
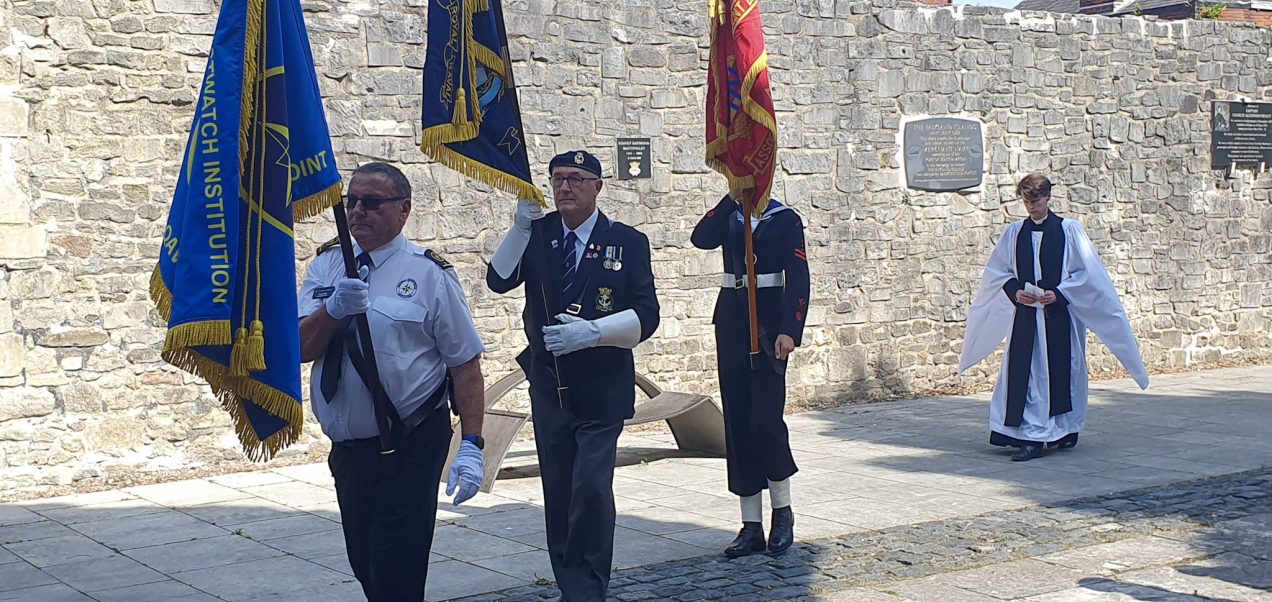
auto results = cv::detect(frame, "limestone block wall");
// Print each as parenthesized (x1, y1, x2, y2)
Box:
(1, 0, 1270, 494)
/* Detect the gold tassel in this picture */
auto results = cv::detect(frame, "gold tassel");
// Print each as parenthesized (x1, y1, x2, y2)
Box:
(229, 326, 250, 377)
(245, 320, 266, 372)
(452, 88, 468, 125)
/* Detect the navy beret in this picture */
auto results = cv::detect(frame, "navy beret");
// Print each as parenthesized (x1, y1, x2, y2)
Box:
(549, 150, 602, 178)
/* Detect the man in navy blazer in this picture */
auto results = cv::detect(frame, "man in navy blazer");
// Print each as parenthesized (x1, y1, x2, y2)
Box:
(487, 150, 659, 601)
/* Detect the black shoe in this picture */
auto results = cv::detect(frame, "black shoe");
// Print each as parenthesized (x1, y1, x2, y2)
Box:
(1058, 433, 1079, 449)
(768, 506, 795, 554)
(1011, 444, 1045, 461)
(724, 522, 766, 558)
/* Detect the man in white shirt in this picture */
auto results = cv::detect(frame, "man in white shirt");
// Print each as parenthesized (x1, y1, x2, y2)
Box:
(298, 162, 486, 600)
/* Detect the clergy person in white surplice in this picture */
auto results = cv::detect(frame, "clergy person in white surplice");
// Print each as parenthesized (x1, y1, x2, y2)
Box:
(959, 174, 1149, 462)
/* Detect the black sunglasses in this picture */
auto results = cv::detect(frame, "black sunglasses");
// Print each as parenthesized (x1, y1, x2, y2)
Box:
(343, 195, 408, 211)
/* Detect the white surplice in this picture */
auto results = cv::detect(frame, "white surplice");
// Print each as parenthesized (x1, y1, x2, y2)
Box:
(959, 217, 1149, 444)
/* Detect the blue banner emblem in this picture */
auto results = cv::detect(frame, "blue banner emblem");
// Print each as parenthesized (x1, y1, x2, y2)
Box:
(420, 0, 544, 205)
(151, 0, 340, 459)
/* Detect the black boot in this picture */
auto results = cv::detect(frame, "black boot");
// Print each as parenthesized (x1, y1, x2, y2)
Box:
(724, 522, 766, 558)
(768, 506, 795, 554)
(1011, 444, 1045, 461)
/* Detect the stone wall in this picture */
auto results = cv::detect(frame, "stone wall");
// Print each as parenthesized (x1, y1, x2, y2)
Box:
(1, 0, 1270, 495)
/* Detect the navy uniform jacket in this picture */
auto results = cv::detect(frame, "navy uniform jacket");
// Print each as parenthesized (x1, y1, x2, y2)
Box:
(691, 195, 811, 358)
(487, 211, 660, 422)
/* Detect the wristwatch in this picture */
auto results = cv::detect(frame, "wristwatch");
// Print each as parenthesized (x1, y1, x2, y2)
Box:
(462, 434, 485, 450)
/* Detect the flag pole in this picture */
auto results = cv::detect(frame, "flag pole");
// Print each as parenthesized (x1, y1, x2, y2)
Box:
(331, 202, 397, 457)
(742, 191, 763, 371)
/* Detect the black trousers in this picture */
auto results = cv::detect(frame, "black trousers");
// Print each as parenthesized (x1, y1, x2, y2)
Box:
(530, 386, 623, 602)
(328, 406, 451, 602)
(716, 324, 798, 498)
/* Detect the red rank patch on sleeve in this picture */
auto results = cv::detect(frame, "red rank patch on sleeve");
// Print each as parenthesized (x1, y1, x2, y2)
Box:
(794, 248, 807, 262)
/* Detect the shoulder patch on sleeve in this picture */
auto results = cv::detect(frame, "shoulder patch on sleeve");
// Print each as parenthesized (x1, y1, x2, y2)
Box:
(316, 236, 341, 256)
(424, 249, 454, 270)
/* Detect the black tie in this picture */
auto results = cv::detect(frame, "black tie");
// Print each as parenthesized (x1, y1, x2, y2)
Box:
(561, 231, 579, 302)
(319, 252, 372, 402)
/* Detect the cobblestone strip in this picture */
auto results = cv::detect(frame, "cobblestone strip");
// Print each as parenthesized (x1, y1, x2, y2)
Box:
(457, 469, 1272, 601)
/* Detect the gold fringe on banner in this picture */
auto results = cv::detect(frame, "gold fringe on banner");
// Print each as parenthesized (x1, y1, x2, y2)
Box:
(164, 320, 233, 352)
(149, 266, 173, 321)
(419, 121, 480, 150)
(421, 142, 546, 207)
(238, 0, 263, 174)
(293, 181, 342, 222)
(162, 346, 303, 460)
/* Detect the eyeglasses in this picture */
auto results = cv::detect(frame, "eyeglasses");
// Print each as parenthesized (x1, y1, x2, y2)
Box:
(344, 195, 408, 211)
(549, 175, 600, 189)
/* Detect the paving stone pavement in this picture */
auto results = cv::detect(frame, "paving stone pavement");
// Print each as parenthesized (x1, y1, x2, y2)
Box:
(0, 366, 1269, 601)
(459, 469, 1272, 601)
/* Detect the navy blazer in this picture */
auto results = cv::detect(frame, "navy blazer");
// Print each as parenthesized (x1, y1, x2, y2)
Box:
(691, 195, 811, 352)
(487, 210, 660, 422)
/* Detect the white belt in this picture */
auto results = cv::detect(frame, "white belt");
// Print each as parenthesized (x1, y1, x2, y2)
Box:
(722, 272, 785, 289)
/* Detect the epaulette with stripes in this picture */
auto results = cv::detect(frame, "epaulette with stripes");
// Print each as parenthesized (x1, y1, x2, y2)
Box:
(315, 236, 341, 256)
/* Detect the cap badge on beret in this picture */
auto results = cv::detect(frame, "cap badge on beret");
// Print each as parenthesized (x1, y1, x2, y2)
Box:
(574, 152, 584, 165)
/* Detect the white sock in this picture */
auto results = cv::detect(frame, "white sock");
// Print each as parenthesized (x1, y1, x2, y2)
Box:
(740, 493, 763, 523)
(768, 478, 791, 509)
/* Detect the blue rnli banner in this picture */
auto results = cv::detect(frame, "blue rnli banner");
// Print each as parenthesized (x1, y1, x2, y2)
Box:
(150, 0, 340, 459)
(420, 0, 544, 205)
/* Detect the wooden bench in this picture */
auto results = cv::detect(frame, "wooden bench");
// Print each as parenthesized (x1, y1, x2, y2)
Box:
(444, 369, 726, 493)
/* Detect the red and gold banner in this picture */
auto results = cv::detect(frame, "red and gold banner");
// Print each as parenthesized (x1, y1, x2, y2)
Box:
(705, 0, 777, 216)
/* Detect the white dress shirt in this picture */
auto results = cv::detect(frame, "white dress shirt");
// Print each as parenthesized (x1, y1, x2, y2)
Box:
(298, 235, 485, 442)
(560, 207, 600, 266)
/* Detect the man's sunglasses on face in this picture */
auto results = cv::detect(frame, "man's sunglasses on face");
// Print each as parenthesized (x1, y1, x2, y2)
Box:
(343, 195, 408, 211)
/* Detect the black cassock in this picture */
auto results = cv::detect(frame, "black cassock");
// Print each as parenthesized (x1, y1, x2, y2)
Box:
(487, 210, 659, 601)
(692, 195, 811, 497)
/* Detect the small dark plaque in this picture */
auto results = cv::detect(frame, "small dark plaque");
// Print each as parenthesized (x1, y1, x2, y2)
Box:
(1211, 101, 1272, 168)
(616, 137, 651, 180)
(903, 118, 984, 192)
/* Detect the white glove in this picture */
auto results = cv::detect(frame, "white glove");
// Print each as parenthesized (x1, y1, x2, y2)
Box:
(490, 199, 545, 279)
(542, 310, 643, 356)
(446, 439, 483, 506)
(513, 198, 544, 231)
(325, 278, 369, 320)
(542, 314, 600, 356)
